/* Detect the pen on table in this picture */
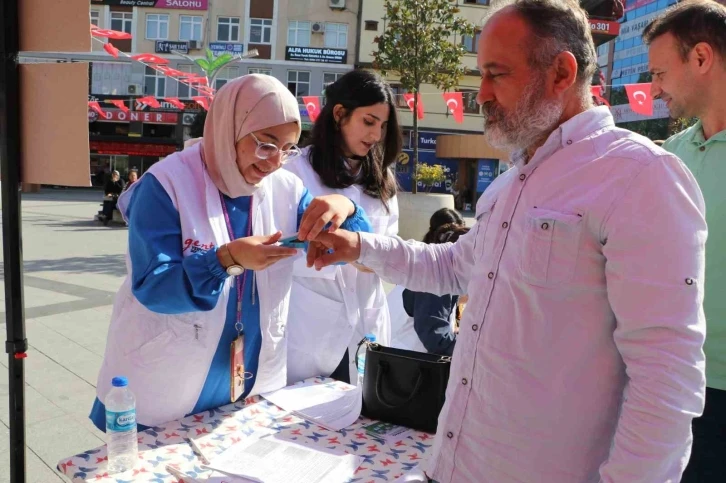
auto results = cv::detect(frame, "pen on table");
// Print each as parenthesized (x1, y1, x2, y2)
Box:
(165, 463, 205, 483)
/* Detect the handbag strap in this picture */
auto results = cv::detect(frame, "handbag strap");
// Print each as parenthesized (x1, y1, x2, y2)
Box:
(374, 361, 425, 409)
(354, 336, 370, 365)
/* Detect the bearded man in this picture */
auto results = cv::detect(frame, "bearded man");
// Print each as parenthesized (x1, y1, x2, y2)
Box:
(306, 0, 708, 481)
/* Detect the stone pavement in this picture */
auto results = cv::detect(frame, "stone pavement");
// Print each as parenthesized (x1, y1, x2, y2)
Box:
(0, 189, 475, 482)
(0, 189, 127, 483)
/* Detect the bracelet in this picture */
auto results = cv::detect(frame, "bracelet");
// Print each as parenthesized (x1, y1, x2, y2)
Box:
(221, 243, 245, 269)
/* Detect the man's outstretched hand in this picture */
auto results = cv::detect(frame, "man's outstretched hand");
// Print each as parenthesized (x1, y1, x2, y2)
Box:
(306, 229, 363, 270)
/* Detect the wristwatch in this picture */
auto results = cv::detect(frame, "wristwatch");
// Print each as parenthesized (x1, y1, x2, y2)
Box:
(219, 244, 245, 276)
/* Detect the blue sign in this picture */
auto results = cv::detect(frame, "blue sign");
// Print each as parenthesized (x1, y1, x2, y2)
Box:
(396, 150, 458, 194)
(209, 42, 244, 55)
(476, 159, 499, 193)
(417, 132, 439, 150)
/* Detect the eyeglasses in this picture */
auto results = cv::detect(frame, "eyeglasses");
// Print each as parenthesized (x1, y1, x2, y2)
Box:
(248, 132, 301, 163)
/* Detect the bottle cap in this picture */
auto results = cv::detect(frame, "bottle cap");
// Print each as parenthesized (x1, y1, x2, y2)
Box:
(112, 376, 128, 387)
(365, 333, 376, 342)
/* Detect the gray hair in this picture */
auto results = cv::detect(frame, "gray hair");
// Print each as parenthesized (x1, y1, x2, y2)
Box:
(485, 0, 598, 97)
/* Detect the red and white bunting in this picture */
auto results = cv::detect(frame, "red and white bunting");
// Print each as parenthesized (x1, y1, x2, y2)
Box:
(164, 97, 187, 110)
(107, 99, 129, 113)
(90, 26, 131, 40)
(442, 92, 464, 123)
(403, 93, 425, 120)
(88, 101, 105, 116)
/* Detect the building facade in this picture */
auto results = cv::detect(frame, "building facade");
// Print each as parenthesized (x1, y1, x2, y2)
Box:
(70, 0, 363, 183)
(596, 0, 680, 136)
(358, 0, 622, 200)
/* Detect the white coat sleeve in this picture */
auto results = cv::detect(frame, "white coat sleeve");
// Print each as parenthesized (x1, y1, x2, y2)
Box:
(599, 154, 707, 482)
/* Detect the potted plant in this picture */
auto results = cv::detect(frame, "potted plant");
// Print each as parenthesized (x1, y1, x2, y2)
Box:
(397, 161, 456, 240)
(414, 163, 446, 193)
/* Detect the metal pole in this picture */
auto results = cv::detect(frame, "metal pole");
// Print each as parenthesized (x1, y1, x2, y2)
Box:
(0, 0, 28, 480)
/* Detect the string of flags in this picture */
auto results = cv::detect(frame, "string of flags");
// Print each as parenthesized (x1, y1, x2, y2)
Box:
(90, 25, 656, 121)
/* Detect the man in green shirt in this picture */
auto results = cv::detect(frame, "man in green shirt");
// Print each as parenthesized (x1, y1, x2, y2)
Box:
(645, 1, 726, 480)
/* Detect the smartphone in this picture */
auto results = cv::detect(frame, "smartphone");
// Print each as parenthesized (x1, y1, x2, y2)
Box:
(279, 233, 307, 249)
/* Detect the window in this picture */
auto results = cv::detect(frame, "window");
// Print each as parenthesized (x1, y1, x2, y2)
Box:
(146, 14, 169, 40)
(90, 10, 100, 27)
(214, 66, 240, 90)
(177, 64, 203, 98)
(111, 12, 133, 34)
(390, 84, 409, 109)
(91, 62, 132, 95)
(248, 67, 272, 75)
(249, 18, 272, 44)
(324, 23, 348, 49)
(457, 89, 481, 114)
(364, 20, 378, 31)
(288, 21, 311, 47)
(180, 15, 203, 41)
(464, 0, 490, 4)
(323, 72, 343, 91)
(217, 17, 240, 42)
(463, 31, 481, 53)
(287, 70, 310, 98)
(144, 66, 166, 97)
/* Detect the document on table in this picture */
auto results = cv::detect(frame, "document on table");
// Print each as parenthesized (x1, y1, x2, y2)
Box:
(261, 377, 362, 431)
(203, 435, 360, 483)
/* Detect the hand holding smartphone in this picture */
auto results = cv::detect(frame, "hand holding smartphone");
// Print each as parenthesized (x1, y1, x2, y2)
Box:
(278, 233, 307, 249)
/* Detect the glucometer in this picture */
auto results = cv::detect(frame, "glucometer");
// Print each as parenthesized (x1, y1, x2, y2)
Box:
(279, 233, 307, 249)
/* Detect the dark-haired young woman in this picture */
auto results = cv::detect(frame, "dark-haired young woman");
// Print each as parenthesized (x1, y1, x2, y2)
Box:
(284, 69, 402, 384)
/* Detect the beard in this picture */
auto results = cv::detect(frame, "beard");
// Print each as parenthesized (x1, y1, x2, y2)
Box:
(482, 77, 565, 154)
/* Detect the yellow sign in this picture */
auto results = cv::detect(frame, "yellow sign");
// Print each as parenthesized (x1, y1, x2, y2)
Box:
(397, 152, 409, 165)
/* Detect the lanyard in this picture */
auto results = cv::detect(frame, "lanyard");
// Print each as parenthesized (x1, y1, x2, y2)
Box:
(219, 192, 254, 337)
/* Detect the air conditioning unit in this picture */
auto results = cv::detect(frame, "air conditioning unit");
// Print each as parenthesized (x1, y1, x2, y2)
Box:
(188, 40, 202, 50)
(329, 0, 346, 9)
(311, 22, 325, 33)
(127, 84, 142, 95)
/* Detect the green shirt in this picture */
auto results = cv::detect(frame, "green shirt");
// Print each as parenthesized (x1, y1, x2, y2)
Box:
(664, 121, 726, 391)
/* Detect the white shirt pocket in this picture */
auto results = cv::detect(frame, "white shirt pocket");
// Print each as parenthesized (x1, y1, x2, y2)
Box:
(473, 201, 496, 263)
(521, 208, 584, 286)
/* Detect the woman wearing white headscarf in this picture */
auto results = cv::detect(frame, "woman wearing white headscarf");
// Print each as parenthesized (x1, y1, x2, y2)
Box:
(90, 75, 371, 430)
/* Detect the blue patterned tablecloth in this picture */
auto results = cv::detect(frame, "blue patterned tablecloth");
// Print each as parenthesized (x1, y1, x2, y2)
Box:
(57, 378, 434, 482)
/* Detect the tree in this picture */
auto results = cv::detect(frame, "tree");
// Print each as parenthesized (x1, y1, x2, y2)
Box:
(373, 0, 474, 193)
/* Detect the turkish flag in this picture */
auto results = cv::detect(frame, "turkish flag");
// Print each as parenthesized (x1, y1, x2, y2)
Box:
(137, 96, 161, 108)
(131, 53, 170, 65)
(302, 96, 321, 122)
(88, 101, 105, 117)
(184, 76, 209, 86)
(154, 66, 189, 78)
(625, 83, 653, 116)
(107, 99, 129, 113)
(195, 85, 216, 96)
(403, 93, 425, 120)
(90, 26, 132, 40)
(164, 97, 186, 110)
(193, 96, 212, 111)
(103, 42, 120, 58)
(590, 86, 610, 107)
(442, 92, 464, 123)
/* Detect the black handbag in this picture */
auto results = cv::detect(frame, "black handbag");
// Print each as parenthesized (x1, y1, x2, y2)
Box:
(358, 341, 451, 433)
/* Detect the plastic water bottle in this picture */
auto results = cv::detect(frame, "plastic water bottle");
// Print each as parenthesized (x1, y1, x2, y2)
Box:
(357, 334, 376, 386)
(105, 376, 138, 473)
